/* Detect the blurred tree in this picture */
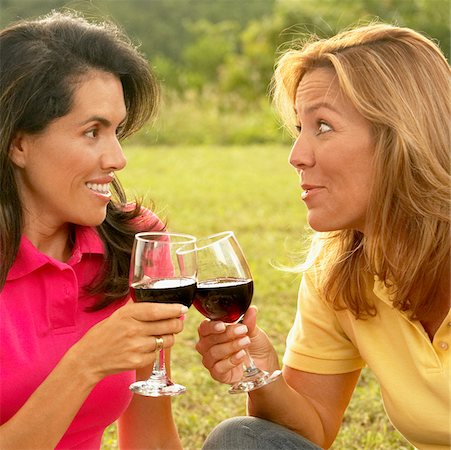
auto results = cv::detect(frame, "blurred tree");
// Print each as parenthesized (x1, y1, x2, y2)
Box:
(213, 0, 450, 102)
(217, 15, 282, 104)
(273, 0, 450, 57)
(1, 0, 448, 133)
(180, 20, 239, 92)
(1, 0, 448, 90)
(0, 0, 275, 62)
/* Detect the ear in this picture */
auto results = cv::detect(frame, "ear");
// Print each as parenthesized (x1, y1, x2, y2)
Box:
(9, 132, 28, 168)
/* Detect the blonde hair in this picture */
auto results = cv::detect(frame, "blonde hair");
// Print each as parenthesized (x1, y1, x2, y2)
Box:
(272, 23, 450, 319)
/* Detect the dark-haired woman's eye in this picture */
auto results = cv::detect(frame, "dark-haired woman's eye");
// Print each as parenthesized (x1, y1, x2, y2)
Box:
(85, 128, 98, 138)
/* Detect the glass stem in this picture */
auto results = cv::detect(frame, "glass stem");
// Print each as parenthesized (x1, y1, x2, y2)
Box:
(236, 318, 260, 376)
(153, 349, 166, 375)
(242, 349, 260, 377)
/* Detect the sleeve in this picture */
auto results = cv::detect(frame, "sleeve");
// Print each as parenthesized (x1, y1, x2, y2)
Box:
(282, 267, 366, 374)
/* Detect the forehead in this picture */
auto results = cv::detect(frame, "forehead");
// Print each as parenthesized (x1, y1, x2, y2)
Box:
(69, 71, 125, 111)
(295, 67, 358, 117)
(295, 68, 341, 105)
(67, 70, 126, 121)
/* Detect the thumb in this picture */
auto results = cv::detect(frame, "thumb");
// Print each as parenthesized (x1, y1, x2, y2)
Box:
(241, 305, 258, 337)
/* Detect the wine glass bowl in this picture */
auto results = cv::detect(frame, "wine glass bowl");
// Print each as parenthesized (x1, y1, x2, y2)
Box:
(193, 277, 253, 323)
(131, 277, 197, 306)
(128, 231, 197, 397)
(190, 231, 281, 394)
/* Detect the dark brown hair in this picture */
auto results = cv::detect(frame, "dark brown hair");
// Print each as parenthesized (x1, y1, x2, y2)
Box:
(0, 11, 163, 307)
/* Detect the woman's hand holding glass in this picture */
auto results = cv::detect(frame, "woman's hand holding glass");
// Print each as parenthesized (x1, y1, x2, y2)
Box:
(121, 229, 280, 396)
(128, 232, 197, 397)
(196, 304, 281, 389)
(189, 231, 281, 393)
(67, 300, 186, 384)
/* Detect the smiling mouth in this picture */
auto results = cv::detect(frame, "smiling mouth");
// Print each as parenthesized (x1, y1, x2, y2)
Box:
(86, 182, 111, 196)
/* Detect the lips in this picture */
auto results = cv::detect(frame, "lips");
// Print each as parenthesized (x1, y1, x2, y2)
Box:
(301, 184, 325, 200)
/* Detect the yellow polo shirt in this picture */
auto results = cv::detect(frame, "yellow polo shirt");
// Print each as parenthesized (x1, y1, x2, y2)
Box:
(283, 268, 451, 450)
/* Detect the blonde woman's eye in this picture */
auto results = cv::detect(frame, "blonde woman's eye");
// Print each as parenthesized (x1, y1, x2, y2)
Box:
(318, 121, 332, 134)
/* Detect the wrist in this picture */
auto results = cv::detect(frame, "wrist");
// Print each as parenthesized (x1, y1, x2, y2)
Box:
(61, 345, 101, 389)
(247, 371, 285, 413)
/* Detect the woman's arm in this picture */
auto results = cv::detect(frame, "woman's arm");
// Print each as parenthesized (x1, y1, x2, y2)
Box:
(118, 350, 182, 450)
(196, 306, 360, 449)
(0, 350, 98, 450)
(0, 302, 185, 449)
(247, 367, 360, 448)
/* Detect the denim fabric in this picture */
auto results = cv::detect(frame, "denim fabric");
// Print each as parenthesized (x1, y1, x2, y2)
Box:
(202, 416, 322, 450)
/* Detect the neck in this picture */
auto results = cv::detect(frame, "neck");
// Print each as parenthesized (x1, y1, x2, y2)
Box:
(24, 223, 73, 262)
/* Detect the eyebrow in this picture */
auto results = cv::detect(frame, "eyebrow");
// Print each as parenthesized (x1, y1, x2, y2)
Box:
(78, 116, 126, 127)
(294, 101, 340, 116)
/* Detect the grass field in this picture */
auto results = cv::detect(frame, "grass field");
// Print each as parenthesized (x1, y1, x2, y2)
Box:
(101, 144, 413, 449)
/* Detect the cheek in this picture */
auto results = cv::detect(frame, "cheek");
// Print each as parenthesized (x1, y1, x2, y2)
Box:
(346, 174, 373, 227)
(343, 149, 374, 200)
(348, 171, 371, 200)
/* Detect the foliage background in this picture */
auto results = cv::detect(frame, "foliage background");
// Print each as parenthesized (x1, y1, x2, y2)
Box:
(1, 0, 449, 148)
(1, 1, 448, 448)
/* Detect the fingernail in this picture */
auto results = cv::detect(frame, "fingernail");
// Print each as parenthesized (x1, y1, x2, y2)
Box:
(180, 306, 189, 314)
(238, 336, 250, 346)
(214, 322, 226, 332)
(235, 349, 246, 359)
(234, 324, 248, 335)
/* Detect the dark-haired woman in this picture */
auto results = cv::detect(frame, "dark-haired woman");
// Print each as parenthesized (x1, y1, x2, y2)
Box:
(0, 12, 184, 449)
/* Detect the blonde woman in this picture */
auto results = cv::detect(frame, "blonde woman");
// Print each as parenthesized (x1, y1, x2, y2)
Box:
(196, 23, 450, 449)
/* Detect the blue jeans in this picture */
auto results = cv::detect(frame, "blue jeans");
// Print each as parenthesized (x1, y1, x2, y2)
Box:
(202, 416, 322, 450)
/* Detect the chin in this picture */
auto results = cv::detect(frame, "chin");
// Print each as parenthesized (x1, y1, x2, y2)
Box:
(76, 210, 108, 227)
(307, 216, 340, 233)
(310, 225, 336, 232)
(308, 220, 364, 234)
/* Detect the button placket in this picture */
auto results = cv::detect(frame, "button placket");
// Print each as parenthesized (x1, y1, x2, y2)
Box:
(48, 267, 78, 332)
(434, 317, 451, 354)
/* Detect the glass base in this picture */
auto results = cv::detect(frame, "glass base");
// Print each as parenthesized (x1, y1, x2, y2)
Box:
(229, 368, 282, 394)
(129, 374, 186, 397)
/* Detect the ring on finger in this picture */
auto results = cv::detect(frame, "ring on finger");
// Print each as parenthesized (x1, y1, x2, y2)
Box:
(154, 336, 164, 353)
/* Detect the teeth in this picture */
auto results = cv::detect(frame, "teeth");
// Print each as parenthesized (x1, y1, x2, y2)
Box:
(86, 182, 110, 194)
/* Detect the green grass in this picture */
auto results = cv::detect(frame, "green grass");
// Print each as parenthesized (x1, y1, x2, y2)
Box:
(102, 144, 413, 450)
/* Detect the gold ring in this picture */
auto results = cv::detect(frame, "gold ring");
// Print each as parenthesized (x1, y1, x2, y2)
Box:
(155, 336, 164, 353)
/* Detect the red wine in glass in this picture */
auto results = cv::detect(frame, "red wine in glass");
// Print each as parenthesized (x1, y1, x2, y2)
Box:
(131, 278, 196, 307)
(188, 231, 281, 394)
(128, 232, 197, 397)
(193, 277, 253, 322)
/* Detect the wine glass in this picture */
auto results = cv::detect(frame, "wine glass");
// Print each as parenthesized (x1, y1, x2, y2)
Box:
(129, 231, 197, 397)
(190, 231, 281, 394)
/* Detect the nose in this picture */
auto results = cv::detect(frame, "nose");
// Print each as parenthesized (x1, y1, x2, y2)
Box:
(289, 133, 315, 171)
(102, 137, 127, 172)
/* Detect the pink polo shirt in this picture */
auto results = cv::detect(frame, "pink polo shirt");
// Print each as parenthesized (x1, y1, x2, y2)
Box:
(1, 226, 134, 449)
